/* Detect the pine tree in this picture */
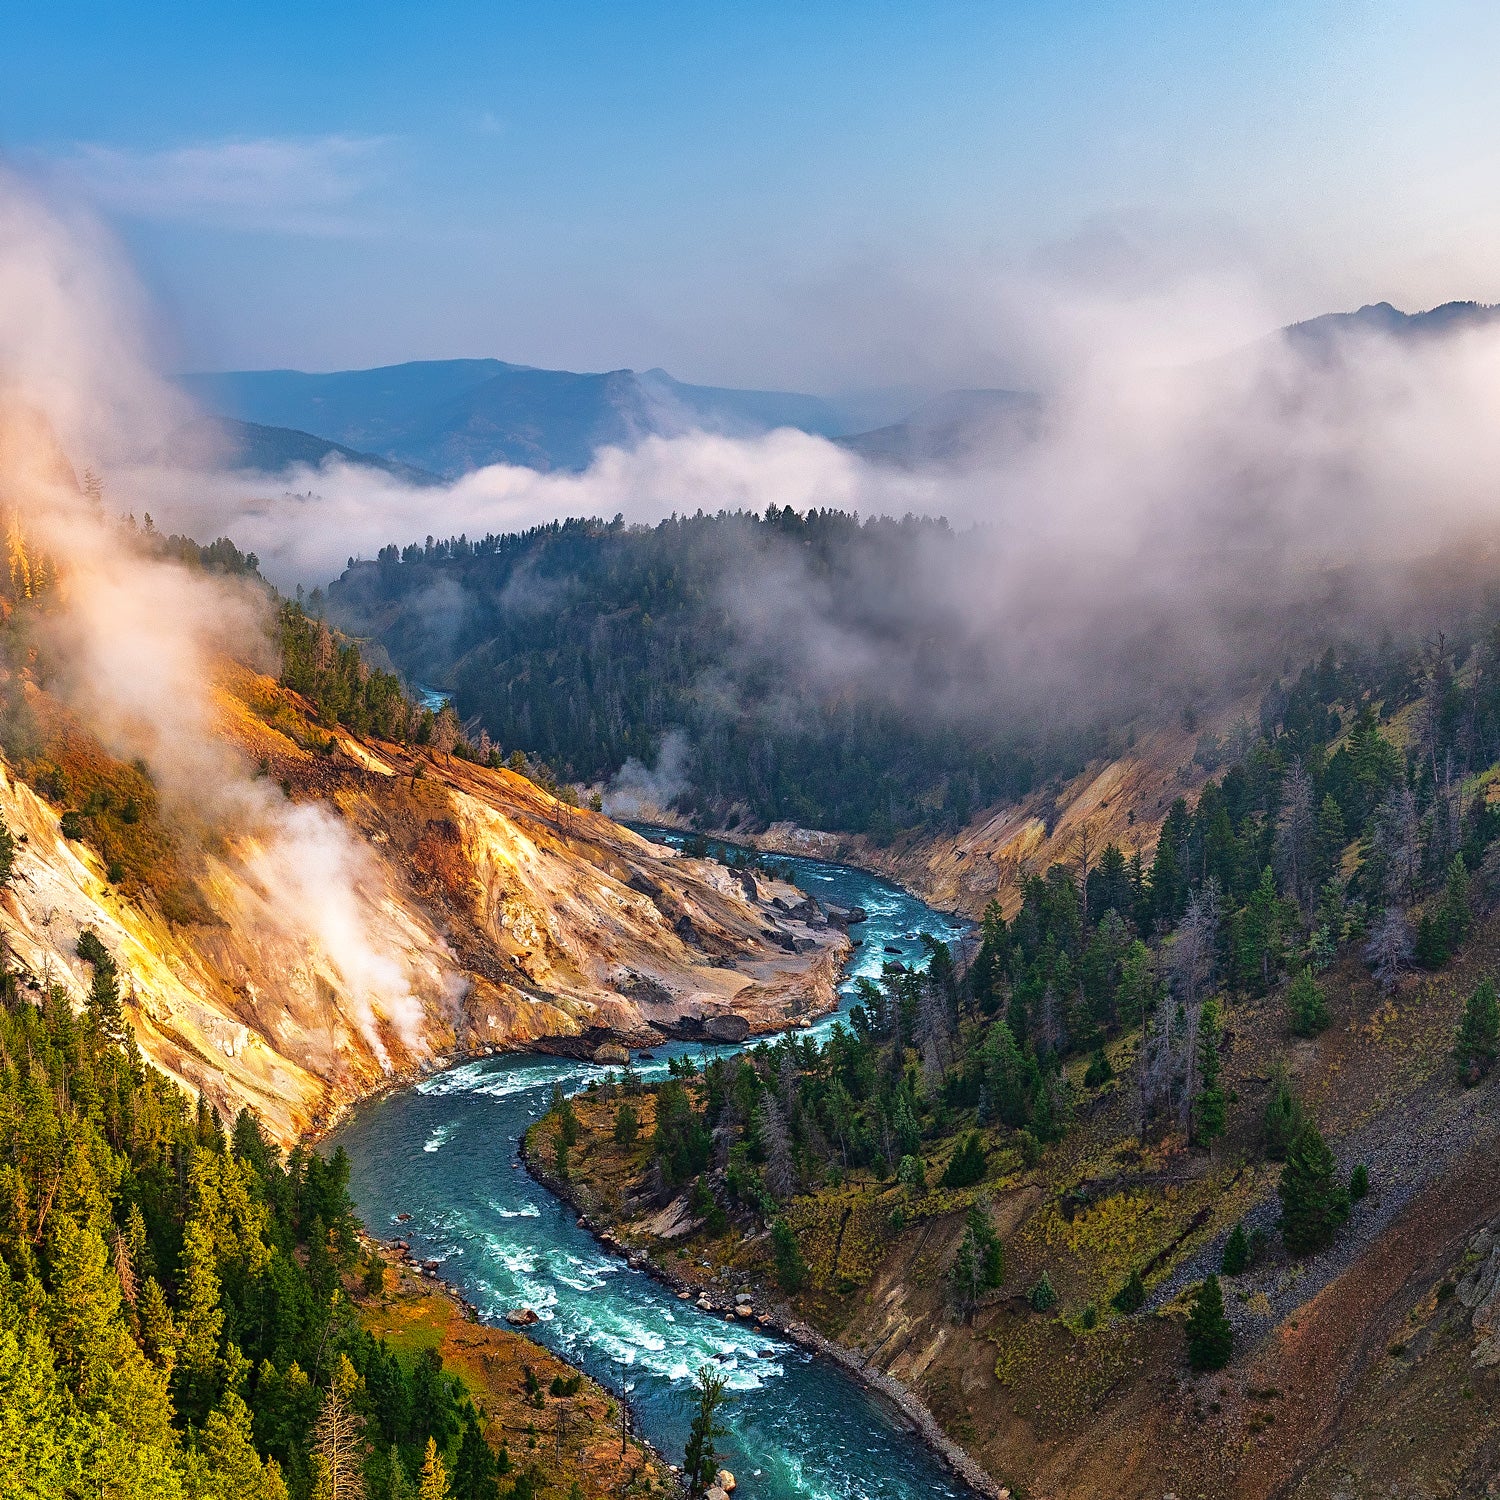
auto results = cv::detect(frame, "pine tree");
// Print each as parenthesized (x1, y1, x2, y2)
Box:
(613, 1101, 639, 1147)
(1278, 1121, 1350, 1256)
(1083, 1046, 1114, 1089)
(1185, 1275, 1233, 1371)
(451, 1418, 499, 1500)
(1316, 794, 1346, 884)
(1262, 1067, 1305, 1161)
(1111, 1267, 1146, 1314)
(174, 1218, 226, 1419)
(200, 1390, 291, 1500)
(756, 1095, 796, 1201)
(313, 1355, 368, 1500)
(386, 1445, 416, 1500)
(1191, 999, 1226, 1147)
(950, 1203, 1004, 1319)
(1028, 1272, 1057, 1312)
(939, 1131, 986, 1188)
(1287, 968, 1330, 1037)
(418, 1437, 449, 1500)
(1455, 978, 1500, 1085)
(1220, 1221, 1249, 1275)
(771, 1218, 808, 1292)
(682, 1364, 729, 1498)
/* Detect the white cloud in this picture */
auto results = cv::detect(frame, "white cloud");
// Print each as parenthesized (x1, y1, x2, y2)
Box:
(56, 134, 391, 235)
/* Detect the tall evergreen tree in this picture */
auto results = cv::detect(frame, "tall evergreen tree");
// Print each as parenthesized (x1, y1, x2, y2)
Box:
(1185, 1275, 1233, 1371)
(417, 1437, 449, 1500)
(1220, 1222, 1249, 1276)
(1287, 968, 1330, 1037)
(1278, 1121, 1350, 1255)
(1191, 999, 1226, 1147)
(682, 1365, 730, 1498)
(1455, 979, 1500, 1085)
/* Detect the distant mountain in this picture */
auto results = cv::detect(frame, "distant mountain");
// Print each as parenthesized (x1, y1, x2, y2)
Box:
(181, 360, 856, 478)
(836, 388, 1042, 468)
(1284, 299, 1500, 349)
(164, 416, 442, 484)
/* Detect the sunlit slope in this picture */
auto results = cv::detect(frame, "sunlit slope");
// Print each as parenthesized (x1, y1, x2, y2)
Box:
(0, 667, 846, 1143)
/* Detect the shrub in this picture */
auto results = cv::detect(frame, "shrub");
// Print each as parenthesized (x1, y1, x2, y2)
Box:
(1028, 1272, 1057, 1313)
(1349, 1163, 1369, 1201)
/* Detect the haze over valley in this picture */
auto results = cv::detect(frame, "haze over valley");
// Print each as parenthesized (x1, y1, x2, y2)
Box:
(9, 7, 1500, 1500)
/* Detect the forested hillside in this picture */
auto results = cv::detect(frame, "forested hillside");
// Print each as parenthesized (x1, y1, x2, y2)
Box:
(327, 509, 1099, 839)
(0, 922, 504, 1498)
(537, 622, 1500, 1496)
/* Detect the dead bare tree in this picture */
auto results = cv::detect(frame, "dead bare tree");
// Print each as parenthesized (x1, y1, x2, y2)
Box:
(1169, 881, 1220, 1130)
(1274, 759, 1316, 914)
(1365, 906, 1413, 992)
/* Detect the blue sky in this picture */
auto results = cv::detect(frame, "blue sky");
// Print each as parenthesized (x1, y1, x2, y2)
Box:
(5, 2, 1498, 389)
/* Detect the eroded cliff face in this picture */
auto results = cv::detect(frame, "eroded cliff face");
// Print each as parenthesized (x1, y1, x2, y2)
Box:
(0, 674, 848, 1143)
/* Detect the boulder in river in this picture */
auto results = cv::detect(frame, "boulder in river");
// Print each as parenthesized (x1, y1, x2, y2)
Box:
(716, 1471, 736, 1493)
(704, 1013, 751, 1042)
(592, 1042, 630, 1066)
(505, 1307, 540, 1326)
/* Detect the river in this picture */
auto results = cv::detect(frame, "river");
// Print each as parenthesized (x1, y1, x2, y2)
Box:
(333, 834, 974, 1500)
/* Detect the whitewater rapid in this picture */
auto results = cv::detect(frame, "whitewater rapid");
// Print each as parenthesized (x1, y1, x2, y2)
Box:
(334, 839, 974, 1500)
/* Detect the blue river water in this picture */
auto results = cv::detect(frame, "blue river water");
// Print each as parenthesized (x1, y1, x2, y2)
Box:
(333, 834, 972, 1500)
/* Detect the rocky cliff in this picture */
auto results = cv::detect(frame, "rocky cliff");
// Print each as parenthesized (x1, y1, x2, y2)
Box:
(0, 675, 848, 1144)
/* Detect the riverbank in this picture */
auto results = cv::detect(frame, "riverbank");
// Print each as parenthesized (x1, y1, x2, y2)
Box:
(355, 1234, 675, 1497)
(521, 1112, 1007, 1500)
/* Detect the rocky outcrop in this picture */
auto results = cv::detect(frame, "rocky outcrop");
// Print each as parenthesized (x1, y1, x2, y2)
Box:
(1459, 1220, 1500, 1367)
(0, 681, 849, 1145)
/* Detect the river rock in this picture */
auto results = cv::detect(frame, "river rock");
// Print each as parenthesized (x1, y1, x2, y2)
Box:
(592, 1042, 630, 1066)
(715, 1471, 736, 1493)
(706, 1487, 730, 1500)
(506, 1307, 540, 1326)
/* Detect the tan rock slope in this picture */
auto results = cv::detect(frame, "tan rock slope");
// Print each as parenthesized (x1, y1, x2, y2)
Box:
(687, 715, 1239, 921)
(0, 680, 848, 1144)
